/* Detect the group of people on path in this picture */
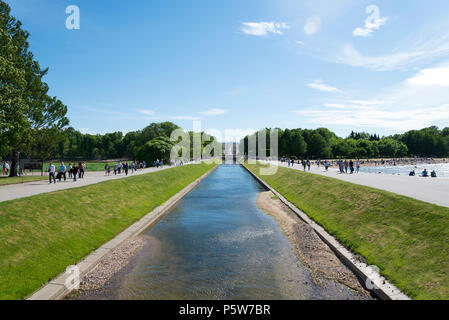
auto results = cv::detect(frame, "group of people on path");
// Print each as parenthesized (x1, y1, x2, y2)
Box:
(280, 157, 361, 174)
(104, 161, 146, 176)
(281, 158, 332, 172)
(337, 159, 360, 174)
(48, 162, 86, 184)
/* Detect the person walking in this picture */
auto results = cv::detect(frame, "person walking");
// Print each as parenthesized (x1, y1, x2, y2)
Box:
(105, 163, 110, 176)
(78, 162, 84, 179)
(344, 160, 349, 174)
(58, 162, 67, 182)
(349, 160, 354, 174)
(325, 161, 329, 171)
(124, 162, 129, 176)
(356, 160, 360, 173)
(72, 165, 78, 182)
(48, 163, 56, 184)
(68, 163, 73, 178)
(307, 159, 311, 171)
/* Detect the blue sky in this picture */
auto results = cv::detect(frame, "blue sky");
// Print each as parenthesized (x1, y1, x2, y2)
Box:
(6, 0, 449, 141)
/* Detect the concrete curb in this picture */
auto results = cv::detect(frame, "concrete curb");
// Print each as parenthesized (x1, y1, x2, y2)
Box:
(27, 165, 218, 300)
(241, 163, 411, 301)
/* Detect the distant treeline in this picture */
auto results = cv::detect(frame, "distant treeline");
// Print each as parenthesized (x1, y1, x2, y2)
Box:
(1, 122, 220, 164)
(242, 126, 449, 159)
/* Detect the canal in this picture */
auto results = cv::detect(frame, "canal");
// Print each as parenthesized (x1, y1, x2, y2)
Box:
(82, 164, 363, 300)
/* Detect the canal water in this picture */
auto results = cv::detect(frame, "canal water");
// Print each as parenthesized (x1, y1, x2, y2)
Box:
(83, 164, 363, 300)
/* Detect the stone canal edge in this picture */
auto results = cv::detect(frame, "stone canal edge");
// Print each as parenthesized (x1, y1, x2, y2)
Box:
(27, 165, 219, 300)
(241, 163, 411, 300)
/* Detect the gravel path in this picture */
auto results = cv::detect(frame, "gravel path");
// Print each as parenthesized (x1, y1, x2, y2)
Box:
(67, 236, 144, 299)
(257, 191, 372, 298)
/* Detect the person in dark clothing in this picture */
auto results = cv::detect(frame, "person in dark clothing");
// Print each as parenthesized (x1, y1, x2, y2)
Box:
(72, 165, 79, 182)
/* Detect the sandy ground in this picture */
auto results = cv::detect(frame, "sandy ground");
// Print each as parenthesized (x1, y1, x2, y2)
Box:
(256, 191, 371, 298)
(263, 161, 449, 208)
(66, 236, 144, 299)
(0, 166, 175, 203)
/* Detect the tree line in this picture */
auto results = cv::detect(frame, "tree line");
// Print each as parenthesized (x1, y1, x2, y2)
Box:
(242, 126, 449, 159)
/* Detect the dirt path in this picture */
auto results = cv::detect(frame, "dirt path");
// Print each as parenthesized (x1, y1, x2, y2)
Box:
(257, 191, 371, 297)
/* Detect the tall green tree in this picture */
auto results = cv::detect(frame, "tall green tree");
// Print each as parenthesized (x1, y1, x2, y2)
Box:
(0, 1, 68, 176)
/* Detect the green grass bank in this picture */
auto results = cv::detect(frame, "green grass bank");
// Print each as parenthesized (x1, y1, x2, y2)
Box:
(245, 162, 449, 300)
(0, 163, 215, 300)
(0, 176, 46, 186)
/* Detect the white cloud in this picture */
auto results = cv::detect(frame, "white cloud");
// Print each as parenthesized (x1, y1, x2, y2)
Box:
(137, 109, 155, 116)
(407, 65, 449, 86)
(294, 104, 449, 130)
(199, 108, 229, 116)
(323, 103, 346, 108)
(296, 41, 304, 45)
(295, 62, 449, 130)
(240, 22, 290, 36)
(307, 80, 343, 93)
(304, 16, 321, 35)
(350, 100, 387, 106)
(352, 27, 373, 37)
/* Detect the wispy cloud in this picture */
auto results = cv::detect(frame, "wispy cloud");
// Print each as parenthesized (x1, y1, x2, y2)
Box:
(353, 6, 388, 37)
(307, 80, 343, 93)
(304, 16, 321, 35)
(137, 109, 155, 116)
(240, 22, 290, 36)
(198, 108, 229, 116)
(334, 30, 449, 71)
(350, 100, 387, 106)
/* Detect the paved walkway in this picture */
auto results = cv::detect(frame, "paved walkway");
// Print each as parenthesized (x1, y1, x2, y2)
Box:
(0, 166, 174, 203)
(264, 161, 449, 208)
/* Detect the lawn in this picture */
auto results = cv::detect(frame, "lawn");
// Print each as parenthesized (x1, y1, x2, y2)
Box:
(0, 176, 46, 186)
(245, 162, 449, 300)
(0, 162, 215, 300)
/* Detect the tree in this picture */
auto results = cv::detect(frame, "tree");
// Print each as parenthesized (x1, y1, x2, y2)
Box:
(308, 133, 331, 158)
(290, 131, 307, 158)
(1, 2, 68, 176)
(136, 136, 174, 164)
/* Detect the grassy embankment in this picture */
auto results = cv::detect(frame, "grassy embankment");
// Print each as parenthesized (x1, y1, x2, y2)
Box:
(0, 176, 46, 186)
(0, 163, 215, 300)
(245, 162, 449, 300)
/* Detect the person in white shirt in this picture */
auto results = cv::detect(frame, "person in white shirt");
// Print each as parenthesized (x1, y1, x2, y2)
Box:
(48, 163, 56, 184)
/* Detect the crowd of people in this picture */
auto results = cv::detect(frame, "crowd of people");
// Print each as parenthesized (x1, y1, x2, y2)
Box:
(2, 162, 10, 176)
(48, 162, 86, 183)
(409, 169, 438, 178)
(280, 158, 361, 174)
(104, 161, 148, 176)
